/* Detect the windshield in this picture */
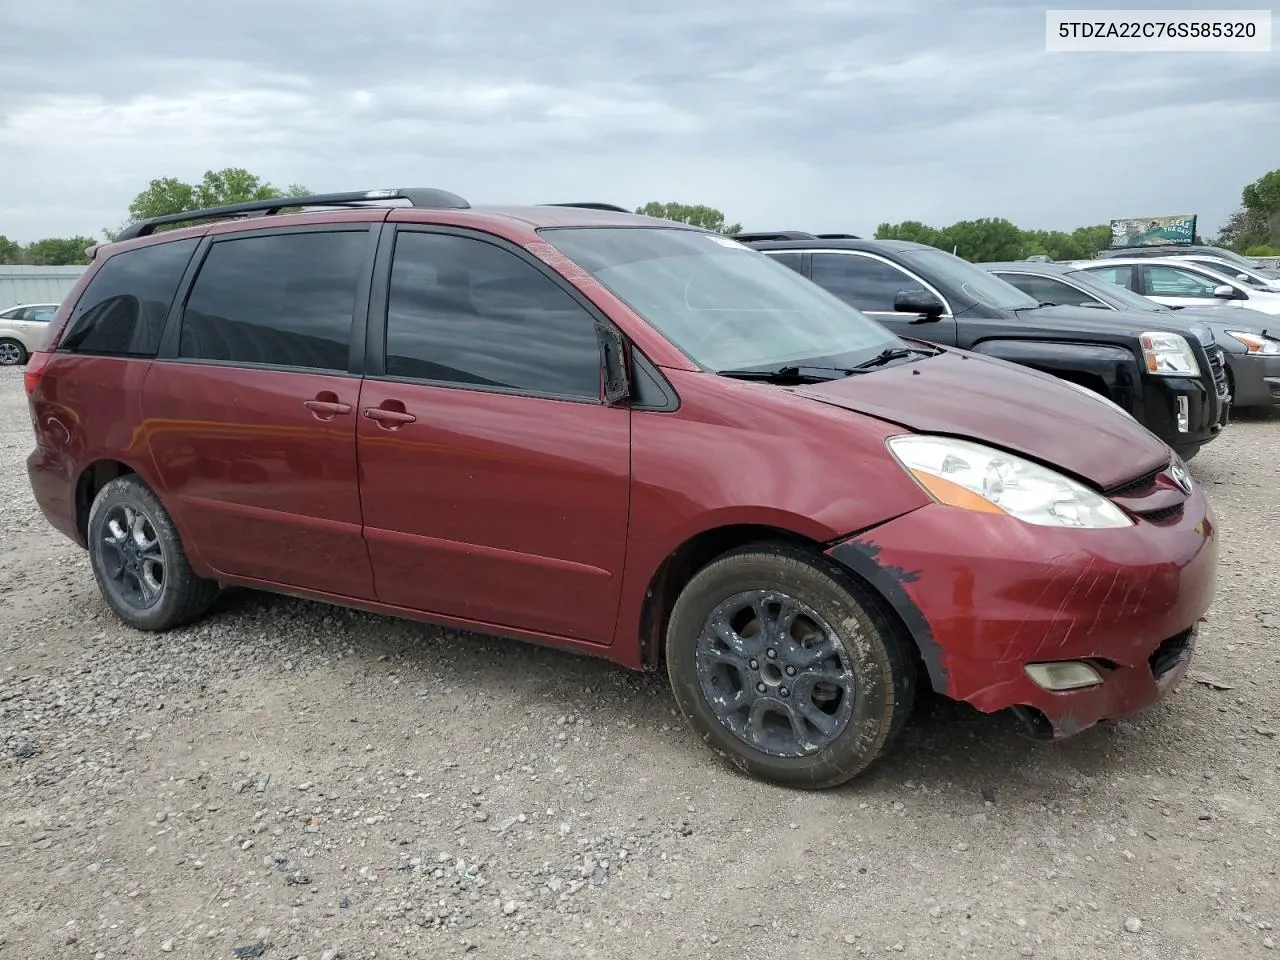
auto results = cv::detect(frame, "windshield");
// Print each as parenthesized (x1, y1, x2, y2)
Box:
(1204, 248, 1258, 269)
(899, 248, 1040, 311)
(538, 227, 901, 370)
(1064, 269, 1165, 312)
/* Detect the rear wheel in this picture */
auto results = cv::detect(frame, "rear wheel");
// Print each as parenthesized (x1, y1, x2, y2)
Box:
(87, 475, 220, 631)
(0, 339, 27, 366)
(665, 543, 915, 789)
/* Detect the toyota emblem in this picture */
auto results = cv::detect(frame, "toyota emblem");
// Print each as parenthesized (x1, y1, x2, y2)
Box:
(1170, 462, 1193, 495)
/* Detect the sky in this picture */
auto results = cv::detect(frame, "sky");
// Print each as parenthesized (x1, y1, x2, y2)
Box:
(0, 0, 1276, 243)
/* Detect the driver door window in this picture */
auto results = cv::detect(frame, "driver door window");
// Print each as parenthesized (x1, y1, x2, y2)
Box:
(995, 273, 1105, 309)
(1142, 266, 1221, 298)
(810, 253, 928, 314)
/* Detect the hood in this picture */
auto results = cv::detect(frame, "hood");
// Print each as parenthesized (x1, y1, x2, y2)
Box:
(1019, 303, 1214, 341)
(792, 350, 1171, 490)
(1163, 305, 1276, 335)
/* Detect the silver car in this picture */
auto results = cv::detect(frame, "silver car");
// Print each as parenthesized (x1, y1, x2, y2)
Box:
(1163, 255, 1280, 290)
(1070, 257, 1280, 317)
(0, 302, 58, 365)
(982, 260, 1280, 410)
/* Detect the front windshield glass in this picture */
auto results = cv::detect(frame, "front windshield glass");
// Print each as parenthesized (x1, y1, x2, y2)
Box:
(538, 227, 900, 370)
(899, 248, 1040, 310)
(1205, 248, 1257, 269)
(1065, 269, 1165, 312)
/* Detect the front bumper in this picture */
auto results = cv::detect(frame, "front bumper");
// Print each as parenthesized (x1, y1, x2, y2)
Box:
(826, 486, 1217, 738)
(1225, 353, 1280, 408)
(1137, 374, 1226, 455)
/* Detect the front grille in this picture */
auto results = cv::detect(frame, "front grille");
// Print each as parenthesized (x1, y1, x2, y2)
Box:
(1208, 347, 1229, 399)
(1149, 628, 1193, 678)
(1137, 504, 1184, 524)
(1107, 467, 1163, 498)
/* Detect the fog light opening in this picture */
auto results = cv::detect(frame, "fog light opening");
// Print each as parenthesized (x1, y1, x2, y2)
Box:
(1025, 661, 1104, 691)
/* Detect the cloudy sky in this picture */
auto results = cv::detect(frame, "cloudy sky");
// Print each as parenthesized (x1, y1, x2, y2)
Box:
(1, 0, 1275, 243)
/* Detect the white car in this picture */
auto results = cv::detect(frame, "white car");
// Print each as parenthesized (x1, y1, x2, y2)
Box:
(1071, 257, 1280, 317)
(0, 302, 59, 365)
(1164, 255, 1280, 291)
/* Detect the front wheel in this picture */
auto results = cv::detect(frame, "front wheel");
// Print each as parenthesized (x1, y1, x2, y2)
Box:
(665, 544, 916, 789)
(87, 475, 221, 631)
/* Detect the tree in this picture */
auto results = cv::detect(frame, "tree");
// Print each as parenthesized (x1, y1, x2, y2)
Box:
(936, 218, 1024, 262)
(0, 235, 22, 264)
(635, 202, 741, 235)
(875, 220, 942, 245)
(1216, 208, 1269, 252)
(21, 236, 97, 265)
(125, 167, 310, 226)
(1241, 168, 1280, 246)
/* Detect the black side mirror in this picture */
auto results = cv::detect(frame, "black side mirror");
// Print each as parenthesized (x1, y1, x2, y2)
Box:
(597, 323, 630, 405)
(894, 289, 945, 320)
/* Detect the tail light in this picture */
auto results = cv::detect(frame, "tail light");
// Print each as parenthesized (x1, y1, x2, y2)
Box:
(24, 351, 51, 396)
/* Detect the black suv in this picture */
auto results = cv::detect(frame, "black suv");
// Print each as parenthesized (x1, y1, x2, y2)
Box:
(735, 234, 1230, 461)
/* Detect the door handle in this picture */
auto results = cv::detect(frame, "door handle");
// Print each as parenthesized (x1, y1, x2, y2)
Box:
(303, 399, 353, 415)
(303, 392, 353, 420)
(363, 406, 417, 427)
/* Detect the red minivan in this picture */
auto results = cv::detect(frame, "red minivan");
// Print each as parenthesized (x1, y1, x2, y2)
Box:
(24, 190, 1217, 787)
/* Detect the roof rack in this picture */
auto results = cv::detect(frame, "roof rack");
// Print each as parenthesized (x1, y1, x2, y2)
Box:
(734, 231, 817, 242)
(114, 188, 471, 242)
(543, 202, 632, 213)
(814, 233, 861, 240)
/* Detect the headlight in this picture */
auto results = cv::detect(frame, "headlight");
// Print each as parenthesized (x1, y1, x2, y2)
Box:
(886, 436, 1133, 529)
(1139, 332, 1200, 376)
(1225, 331, 1280, 355)
(1057, 378, 1137, 420)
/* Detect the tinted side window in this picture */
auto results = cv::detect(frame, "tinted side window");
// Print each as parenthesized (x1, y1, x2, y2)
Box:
(384, 232, 602, 399)
(766, 251, 804, 274)
(810, 253, 923, 312)
(996, 273, 1103, 308)
(60, 239, 199, 356)
(180, 231, 365, 371)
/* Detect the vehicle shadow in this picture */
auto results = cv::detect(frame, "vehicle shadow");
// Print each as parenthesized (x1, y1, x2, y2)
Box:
(201, 585, 1190, 805)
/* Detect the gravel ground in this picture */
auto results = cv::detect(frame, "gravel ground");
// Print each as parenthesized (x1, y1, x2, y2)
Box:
(1, 365, 1277, 960)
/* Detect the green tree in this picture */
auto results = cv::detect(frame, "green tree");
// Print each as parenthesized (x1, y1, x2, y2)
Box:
(125, 167, 310, 225)
(21, 236, 97, 265)
(635, 202, 741, 235)
(874, 220, 943, 245)
(936, 218, 1025, 262)
(0, 235, 22, 264)
(1215, 208, 1268, 252)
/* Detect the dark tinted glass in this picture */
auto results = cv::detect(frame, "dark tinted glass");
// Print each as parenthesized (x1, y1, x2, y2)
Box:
(810, 253, 921, 311)
(996, 273, 1102, 308)
(60, 239, 199, 356)
(180, 231, 365, 371)
(385, 232, 602, 399)
(767, 251, 804, 274)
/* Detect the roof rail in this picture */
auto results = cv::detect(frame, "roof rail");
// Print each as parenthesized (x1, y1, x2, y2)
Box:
(734, 231, 818, 242)
(814, 233, 861, 239)
(114, 188, 471, 242)
(543, 202, 632, 213)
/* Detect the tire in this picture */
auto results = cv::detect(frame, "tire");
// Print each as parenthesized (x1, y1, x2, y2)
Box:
(0, 338, 27, 366)
(86, 475, 220, 631)
(665, 543, 915, 789)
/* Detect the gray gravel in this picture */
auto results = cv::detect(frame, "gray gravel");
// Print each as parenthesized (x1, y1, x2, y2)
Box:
(1, 365, 1277, 960)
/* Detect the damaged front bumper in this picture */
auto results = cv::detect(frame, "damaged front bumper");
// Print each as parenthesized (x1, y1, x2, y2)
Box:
(826, 493, 1217, 739)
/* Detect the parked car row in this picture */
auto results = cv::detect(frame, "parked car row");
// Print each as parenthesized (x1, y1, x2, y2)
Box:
(20, 191, 1223, 788)
(0, 302, 58, 365)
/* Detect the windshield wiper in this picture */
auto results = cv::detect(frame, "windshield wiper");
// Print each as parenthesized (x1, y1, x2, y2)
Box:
(716, 364, 862, 383)
(1037, 300, 1057, 307)
(850, 346, 932, 370)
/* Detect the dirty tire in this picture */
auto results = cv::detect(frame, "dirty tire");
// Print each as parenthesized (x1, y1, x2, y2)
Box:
(0, 338, 28, 366)
(666, 543, 915, 789)
(86, 475, 220, 631)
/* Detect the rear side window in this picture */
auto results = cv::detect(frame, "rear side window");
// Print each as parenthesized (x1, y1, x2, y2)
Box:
(59, 239, 199, 356)
(1083, 264, 1135, 290)
(179, 231, 365, 372)
(383, 231, 602, 399)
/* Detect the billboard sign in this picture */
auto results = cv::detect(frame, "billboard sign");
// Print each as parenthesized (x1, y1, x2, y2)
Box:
(1109, 214, 1197, 248)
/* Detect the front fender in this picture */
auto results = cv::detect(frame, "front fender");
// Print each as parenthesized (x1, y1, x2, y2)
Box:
(968, 339, 1141, 414)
